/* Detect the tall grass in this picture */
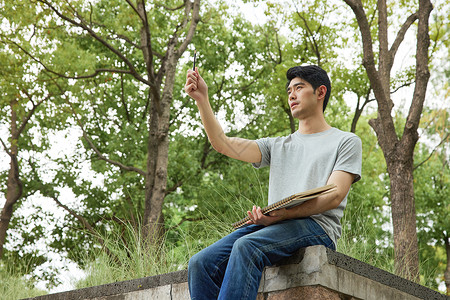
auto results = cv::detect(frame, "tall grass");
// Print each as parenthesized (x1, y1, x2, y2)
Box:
(0, 268, 47, 300)
(337, 201, 395, 273)
(75, 220, 202, 289)
(337, 226, 397, 275)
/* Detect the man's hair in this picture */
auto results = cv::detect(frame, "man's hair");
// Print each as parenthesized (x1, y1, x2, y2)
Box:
(286, 65, 331, 112)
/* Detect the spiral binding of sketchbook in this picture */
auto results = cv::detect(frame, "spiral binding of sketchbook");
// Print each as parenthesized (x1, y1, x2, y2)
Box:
(232, 183, 337, 229)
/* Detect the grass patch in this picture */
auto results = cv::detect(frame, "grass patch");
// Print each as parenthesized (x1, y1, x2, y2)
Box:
(75, 220, 202, 289)
(0, 267, 47, 300)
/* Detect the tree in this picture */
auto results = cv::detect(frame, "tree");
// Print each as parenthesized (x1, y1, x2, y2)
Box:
(21, 0, 202, 245)
(0, 3, 68, 283)
(343, 0, 433, 281)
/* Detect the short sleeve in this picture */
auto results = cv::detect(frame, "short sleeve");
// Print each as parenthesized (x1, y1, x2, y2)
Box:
(333, 135, 362, 183)
(251, 137, 272, 169)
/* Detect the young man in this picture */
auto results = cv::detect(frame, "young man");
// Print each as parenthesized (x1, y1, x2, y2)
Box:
(184, 65, 362, 300)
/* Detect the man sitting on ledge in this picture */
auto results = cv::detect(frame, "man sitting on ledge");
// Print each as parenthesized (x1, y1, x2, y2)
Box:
(184, 65, 362, 300)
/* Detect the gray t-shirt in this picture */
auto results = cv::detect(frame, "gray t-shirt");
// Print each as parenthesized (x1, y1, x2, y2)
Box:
(252, 127, 362, 246)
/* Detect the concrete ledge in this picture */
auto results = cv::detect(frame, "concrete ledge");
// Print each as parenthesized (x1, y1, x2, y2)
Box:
(272, 246, 447, 299)
(25, 270, 188, 300)
(25, 246, 448, 300)
(260, 246, 447, 299)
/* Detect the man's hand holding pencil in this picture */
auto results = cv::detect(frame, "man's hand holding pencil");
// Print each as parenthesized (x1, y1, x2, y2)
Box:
(185, 51, 208, 104)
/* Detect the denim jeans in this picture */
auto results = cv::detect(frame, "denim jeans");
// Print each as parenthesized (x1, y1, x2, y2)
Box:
(188, 217, 335, 300)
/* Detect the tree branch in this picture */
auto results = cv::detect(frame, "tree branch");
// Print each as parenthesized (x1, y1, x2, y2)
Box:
(362, 80, 414, 104)
(113, 33, 140, 49)
(264, 27, 282, 65)
(89, 20, 141, 49)
(81, 131, 146, 176)
(120, 73, 131, 123)
(175, 0, 201, 57)
(124, 0, 142, 21)
(135, 0, 162, 116)
(66, 100, 146, 176)
(49, 193, 121, 264)
(388, 12, 419, 69)
(413, 132, 449, 170)
(342, 0, 380, 88)
(17, 90, 47, 137)
(294, 9, 321, 65)
(37, 0, 152, 86)
(169, 97, 192, 127)
(391, 80, 415, 94)
(27, 157, 115, 256)
(402, 0, 433, 148)
(351, 87, 373, 133)
(155, 0, 194, 86)
(378, 0, 389, 75)
(165, 179, 184, 195)
(156, 2, 185, 11)
(5, 37, 133, 80)
(0, 137, 11, 157)
(165, 136, 213, 196)
(274, 30, 282, 65)
(344, 0, 399, 151)
(51, 195, 98, 237)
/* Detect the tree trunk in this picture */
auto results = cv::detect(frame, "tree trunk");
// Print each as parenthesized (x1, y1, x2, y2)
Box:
(387, 158, 419, 279)
(143, 89, 170, 245)
(139, 0, 201, 245)
(143, 51, 179, 245)
(0, 100, 23, 259)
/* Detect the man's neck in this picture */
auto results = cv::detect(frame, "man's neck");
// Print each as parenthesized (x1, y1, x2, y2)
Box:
(297, 116, 331, 135)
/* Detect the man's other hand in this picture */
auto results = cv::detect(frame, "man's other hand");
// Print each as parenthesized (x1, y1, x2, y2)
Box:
(246, 206, 288, 226)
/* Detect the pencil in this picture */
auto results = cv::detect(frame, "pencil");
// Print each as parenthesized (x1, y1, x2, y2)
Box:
(193, 50, 197, 71)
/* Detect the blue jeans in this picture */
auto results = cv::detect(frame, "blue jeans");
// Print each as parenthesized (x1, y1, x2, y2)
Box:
(188, 217, 335, 300)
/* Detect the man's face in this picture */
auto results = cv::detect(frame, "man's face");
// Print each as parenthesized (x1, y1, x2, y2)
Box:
(286, 77, 318, 119)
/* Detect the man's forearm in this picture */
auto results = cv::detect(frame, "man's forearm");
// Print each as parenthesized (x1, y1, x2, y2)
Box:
(285, 192, 341, 219)
(284, 171, 354, 220)
(248, 191, 342, 227)
(195, 97, 229, 154)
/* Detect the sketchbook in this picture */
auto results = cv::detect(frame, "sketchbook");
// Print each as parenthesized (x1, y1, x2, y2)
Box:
(232, 183, 337, 229)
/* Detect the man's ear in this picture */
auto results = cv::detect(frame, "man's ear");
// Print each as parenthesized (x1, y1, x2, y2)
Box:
(316, 85, 327, 100)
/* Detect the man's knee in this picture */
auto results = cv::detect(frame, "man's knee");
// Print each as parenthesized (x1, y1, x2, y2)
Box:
(188, 251, 204, 272)
(189, 247, 217, 272)
(231, 235, 257, 255)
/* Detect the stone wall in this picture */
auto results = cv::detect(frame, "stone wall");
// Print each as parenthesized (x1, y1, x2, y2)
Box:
(25, 245, 448, 300)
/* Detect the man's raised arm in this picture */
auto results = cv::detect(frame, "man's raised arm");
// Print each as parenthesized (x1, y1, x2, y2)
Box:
(185, 69, 261, 164)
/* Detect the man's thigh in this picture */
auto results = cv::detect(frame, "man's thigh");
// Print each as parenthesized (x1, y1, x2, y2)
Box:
(235, 217, 333, 264)
(192, 224, 265, 264)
